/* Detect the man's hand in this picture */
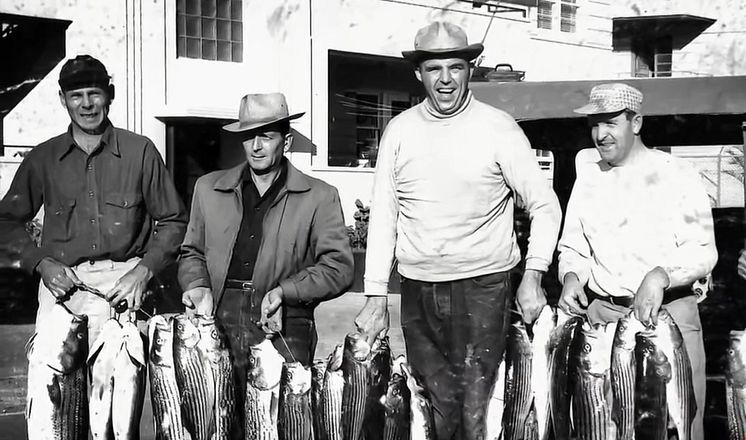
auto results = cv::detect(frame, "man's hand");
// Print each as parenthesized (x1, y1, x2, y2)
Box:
(182, 287, 214, 317)
(634, 267, 669, 326)
(515, 269, 548, 324)
(36, 257, 82, 300)
(354, 296, 389, 346)
(259, 287, 283, 336)
(106, 264, 153, 312)
(558, 272, 588, 316)
(738, 248, 746, 281)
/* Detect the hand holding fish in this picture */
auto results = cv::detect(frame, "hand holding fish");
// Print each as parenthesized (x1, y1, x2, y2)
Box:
(259, 286, 283, 335)
(354, 296, 389, 346)
(182, 286, 214, 316)
(633, 266, 669, 326)
(36, 257, 82, 299)
(558, 272, 588, 316)
(515, 269, 547, 324)
(106, 264, 152, 311)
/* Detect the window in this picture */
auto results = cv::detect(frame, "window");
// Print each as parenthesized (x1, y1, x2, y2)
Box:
(631, 37, 672, 77)
(536, 0, 577, 33)
(176, 0, 242, 62)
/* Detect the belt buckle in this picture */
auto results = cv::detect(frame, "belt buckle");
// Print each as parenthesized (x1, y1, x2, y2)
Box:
(241, 281, 254, 290)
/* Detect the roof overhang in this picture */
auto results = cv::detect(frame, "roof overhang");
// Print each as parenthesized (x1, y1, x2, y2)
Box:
(612, 14, 715, 51)
(470, 76, 746, 121)
(0, 13, 71, 118)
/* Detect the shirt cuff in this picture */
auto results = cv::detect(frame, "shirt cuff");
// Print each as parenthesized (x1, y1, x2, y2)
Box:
(364, 279, 389, 296)
(184, 278, 211, 292)
(279, 279, 304, 305)
(524, 257, 550, 273)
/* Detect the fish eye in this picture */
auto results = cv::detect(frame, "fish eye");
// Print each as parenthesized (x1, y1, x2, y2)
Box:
(211, 329, 218, 338)
(77, 333, 84, 339)
(582, 343, 591, 353)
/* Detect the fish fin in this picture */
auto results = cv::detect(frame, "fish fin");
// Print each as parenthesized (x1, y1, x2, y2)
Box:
(24, 333, 37, 360)
(123, 326, 146, 367)
(46, 375, 61, 408)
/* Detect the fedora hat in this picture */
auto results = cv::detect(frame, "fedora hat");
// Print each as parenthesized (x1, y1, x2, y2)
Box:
(402, 21, 484, 64)
(223, 93, 304, 133)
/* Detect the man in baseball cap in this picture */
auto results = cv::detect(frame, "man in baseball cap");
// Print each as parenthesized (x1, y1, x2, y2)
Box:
(179, 92, 353, 437)
(355, 21, 562, 439)
(558, 82, 716, 440)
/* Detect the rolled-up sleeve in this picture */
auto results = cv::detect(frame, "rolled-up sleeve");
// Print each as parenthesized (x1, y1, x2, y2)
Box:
(139, 142, 188, 275)
(363, 121, 400, 296)
(499, 123, 562, 272)
(278, 187, 354, 305)
(177, 179, 212, 291)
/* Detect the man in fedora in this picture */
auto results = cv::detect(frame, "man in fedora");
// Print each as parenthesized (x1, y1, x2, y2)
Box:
(557, 83, 717, 440)
(354, 21, 561, 439)
(178, 92, 353, 434)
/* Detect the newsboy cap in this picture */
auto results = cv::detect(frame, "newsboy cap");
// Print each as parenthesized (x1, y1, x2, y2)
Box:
(574, 83, 643, 115)
(58, 55, 112, 92)
(402, 21, 484, 64)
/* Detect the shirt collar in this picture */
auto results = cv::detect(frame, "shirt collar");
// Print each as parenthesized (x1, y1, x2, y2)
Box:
(215, 157, 311, 193)
(422, 91, 473, 120)
(57, 120, 119, 160)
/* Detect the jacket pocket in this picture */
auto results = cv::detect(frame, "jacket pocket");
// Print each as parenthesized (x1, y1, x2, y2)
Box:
(45, 199, 77, 242)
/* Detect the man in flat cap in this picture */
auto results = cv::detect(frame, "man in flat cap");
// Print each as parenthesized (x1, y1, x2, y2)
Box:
(558, 82, 716, 440)
(0, 54, 187, 437)
(178, 92, 353, 437)
(354, 21, 561, 439)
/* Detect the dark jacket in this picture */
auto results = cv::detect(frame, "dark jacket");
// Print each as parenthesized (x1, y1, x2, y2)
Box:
(178, 160, 354, 315)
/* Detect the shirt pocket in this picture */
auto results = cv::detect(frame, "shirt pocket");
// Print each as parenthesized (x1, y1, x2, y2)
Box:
(45, 199, 77, 243)
(103, 192, 143, 235)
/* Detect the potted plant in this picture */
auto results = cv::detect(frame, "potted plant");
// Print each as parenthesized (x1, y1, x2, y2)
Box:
(346, 199, 399, 293)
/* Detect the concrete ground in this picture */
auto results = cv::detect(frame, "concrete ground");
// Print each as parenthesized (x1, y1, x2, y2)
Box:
(0, 292, 402, 439)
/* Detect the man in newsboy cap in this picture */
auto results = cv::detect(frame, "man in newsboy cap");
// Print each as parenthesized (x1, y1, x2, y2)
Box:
(355, 21, 561, 439)
(178, 92, 353, 438)
(558, 83, 716, 440)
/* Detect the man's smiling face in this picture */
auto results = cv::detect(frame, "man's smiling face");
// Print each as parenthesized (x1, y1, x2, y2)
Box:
(415, 57, 472, 116)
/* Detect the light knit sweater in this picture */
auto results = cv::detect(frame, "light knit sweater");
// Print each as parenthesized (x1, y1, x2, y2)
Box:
(364, 93, 562, 295)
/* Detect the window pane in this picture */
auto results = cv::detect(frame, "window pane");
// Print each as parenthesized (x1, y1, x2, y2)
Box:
(202, 39, 217, 60)
(177, 37, 187, 57)
(176, 14, 186, 37)
(231, 0, 242, 20)
(186, 0, 200, 15)
(217, 40, 231, 61)
(538, 1, 553, 30)
(186, 16, 201, 37)
(187, 37, 201, 58)
(560, 4, 576, 33)
(217, 19, 230, 40)
(202, 18, 216, 39)
(232, 42, 243, 62)
(231, 21, 242, 42)
(217, 0, 230, 18)
(201, 0, 216, 17)
(176, 0, 186, 14)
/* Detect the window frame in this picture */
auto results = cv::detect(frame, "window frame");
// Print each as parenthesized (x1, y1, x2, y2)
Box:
(176, 0, 243, 63)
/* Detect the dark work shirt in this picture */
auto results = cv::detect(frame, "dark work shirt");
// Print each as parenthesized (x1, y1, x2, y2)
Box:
(0, 121, 187, 275)
(225, 160, 287, 282)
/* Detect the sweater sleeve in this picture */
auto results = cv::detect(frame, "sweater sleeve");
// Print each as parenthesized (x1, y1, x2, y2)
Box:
(363, 120, 400, 296)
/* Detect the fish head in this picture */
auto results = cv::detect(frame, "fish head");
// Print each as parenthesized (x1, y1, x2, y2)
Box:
(636, 332, 672, 381)
(56, 312, 89, 374)
(509, 320, 533, 356)
(121, 320, 146, 367)
(282, 362, 312, 395)
(381, 373, 407, 413)
(173, 315, 200, 348)
(613, 314, 644, 350)
(344, 332, 371, 361)
(326, 344, 344, 371)
(654, 309, 685, 350)
(311, 359, 327, 388)
(248, 339, 284, 390)
(195, 317, 225, 361)
(578, 322, 615, 375)
(148, 315, 174, 366)
(727, 331, 746, 386)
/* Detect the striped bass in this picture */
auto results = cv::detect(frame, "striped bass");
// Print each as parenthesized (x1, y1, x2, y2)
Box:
(653, 309, 696, 440)
(26, 304, 89, 440)
(381, 371, 410, 440)
(245, 339, 284, 440)
(610, 313, 644, 440)
(401, 363, 434, 440)
(366, 336, 393, 440)
(147, 315, 185, 440)
(311, 359, 328, 439)
(173, 314, 213, 440)
(485, 353, 506, 440)
(548, 311, 582, 440)
(314, 345, 344, 440)
(278, 362, 313, 440)
(725, 330, 746, 440)
(571, 321, 616, 440)
(195, 316, 235, 440)
(530, 305, 557, 440)
(88, 318, 123, 440)
(503, 319, 533, 440)
(634, 332, 671, 440)
(341, 332, 372, 440)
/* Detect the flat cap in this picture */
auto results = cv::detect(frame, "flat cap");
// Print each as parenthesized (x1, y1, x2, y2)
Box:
(58, 55, 111, 91)
(574, 83, 643, 115)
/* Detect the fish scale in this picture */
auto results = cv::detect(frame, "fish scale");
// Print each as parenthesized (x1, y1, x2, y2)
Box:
(341, 333, 372, 440)
(401, 363, 434, 440)
(317, 345, 345, 440)
(245, 385, 280, 440)
(279, 362, 313, 440)
(381, 373, 410, 440)
(173, 316, 214, 440)
(634, 333, 671, 440)
(726, 330, 746, 440)
(195, 316, 235, 440)
(503, 320, 534, 440)
(148, 316, 185, 440)
(610, 314, 641, 440)
(366, 336, 392, 440)
(245, 339, 284, 440)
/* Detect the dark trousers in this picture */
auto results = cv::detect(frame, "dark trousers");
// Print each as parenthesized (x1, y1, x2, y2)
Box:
(216, 286, 318, 439)
(400, 271, 514, 440)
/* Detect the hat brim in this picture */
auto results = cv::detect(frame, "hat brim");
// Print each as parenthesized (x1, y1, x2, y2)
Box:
(222, 112, 305, 133)
(402, 43, 484, 64)
(573, 103, 628, 115)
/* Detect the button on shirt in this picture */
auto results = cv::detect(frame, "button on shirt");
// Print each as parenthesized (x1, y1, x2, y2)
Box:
(0, 122, 187, 274)
(557, 148, 718, 297)
(225, 160, 287, 283)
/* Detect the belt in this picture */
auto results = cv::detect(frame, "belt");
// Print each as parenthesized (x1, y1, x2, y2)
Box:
(584, 284, 694, 308)
(225, 279, 255, 290)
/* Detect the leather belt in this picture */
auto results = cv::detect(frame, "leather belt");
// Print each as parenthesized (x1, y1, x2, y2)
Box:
(584, 284, 693, 308)
(225, 279, 255, 290)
